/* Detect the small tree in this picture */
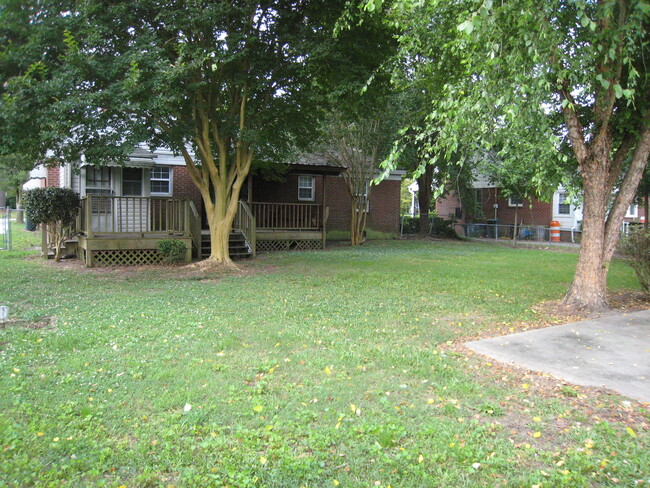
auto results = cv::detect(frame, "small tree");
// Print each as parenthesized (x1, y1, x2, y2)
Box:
(24, 187, 80, 261)
(0, 155, 32, 223)
(618, 228, 650, 296)
(324, 118, 382, 246)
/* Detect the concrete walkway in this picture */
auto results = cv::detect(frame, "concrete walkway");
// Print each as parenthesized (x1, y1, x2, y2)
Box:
(466, 310, 650, 403)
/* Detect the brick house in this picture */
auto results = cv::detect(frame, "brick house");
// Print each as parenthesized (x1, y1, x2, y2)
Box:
(29, 147, 404, 265)
(436, 172, 645, 241)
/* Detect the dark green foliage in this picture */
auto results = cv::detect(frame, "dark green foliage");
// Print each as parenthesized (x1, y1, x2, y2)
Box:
(401, 215, 458, 238)
(23, 187, 79, 227)
(618, 228, 650, 295)
(157, 238, 187, 265)
(430, 216, 458, 239)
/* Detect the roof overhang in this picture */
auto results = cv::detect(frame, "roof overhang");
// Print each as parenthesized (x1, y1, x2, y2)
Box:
(80, 147, 158, 169)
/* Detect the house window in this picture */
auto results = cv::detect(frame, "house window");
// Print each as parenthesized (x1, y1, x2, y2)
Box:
(151, 166, 172, 195)
(558, 193, 571, 215)
(353, 180, 371, 212)
(85, 166, 112, 213)
(86, 166, 111, 192)
(122, 167, 143, 196)
(626, 204, 638, 218)
(298, 176, 315, 201)
(508, 196, 524, 207)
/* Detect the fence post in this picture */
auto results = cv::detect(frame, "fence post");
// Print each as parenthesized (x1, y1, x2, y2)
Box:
(7, 206, 11, 251)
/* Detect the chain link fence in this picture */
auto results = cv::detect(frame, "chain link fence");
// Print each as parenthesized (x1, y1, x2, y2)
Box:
(458, 223, 583, 244)
(1, 208, 29, 251)
(0, 207, 11, 250)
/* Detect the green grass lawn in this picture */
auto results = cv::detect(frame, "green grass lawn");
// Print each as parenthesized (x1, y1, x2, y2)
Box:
(0, 240, 647, 487)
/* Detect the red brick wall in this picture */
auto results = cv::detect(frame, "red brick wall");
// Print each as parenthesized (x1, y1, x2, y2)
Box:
(171, 165, 203, 217)
(47, 167, 60, 187)
(325, 176, 401, 234)
(324, 176, 350, 232)
(251, 174, 325, 205)
(477, 188, 552, 226)
(436, 191, 463, 222)
(367, 178, 401, 233)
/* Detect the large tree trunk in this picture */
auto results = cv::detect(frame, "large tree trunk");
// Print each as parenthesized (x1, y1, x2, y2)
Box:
(417, 164, 434, 234)
(204, 184, 241, 265)
(561, 112, 650, 311)
(562, 163, 610, 311)
(177, 92, 253, 266)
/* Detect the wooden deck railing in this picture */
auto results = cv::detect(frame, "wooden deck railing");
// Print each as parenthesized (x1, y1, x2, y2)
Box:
(78, 195, 191, 237)
(188, 200, 201, 256)
(251, 202, 322, 230)
(234, 201, 256, 257)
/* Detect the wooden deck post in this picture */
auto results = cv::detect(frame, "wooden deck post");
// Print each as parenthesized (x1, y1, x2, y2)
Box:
(322, 206, 329, 250)
(322, 175, 328, 250)
(183, 200, 190, 237)
(85, 194, 94, 239)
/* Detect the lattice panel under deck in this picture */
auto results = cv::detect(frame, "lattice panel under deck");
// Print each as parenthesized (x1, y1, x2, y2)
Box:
(92, 249, 163, 267)
(257, 239, 322, 253)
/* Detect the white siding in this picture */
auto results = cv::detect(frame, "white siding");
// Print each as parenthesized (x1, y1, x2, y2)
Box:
(552, 189, 583, 228)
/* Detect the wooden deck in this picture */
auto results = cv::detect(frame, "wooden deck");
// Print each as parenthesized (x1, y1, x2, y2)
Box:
(75, 196, 199, 267)
(72, 196, 327, 266)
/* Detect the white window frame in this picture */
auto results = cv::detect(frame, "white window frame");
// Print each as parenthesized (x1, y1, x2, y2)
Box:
(508, 196, 524, 207)
(150, 166, 173, 196)
(298, 175, 315, 201)
(84, 166, 113, 214)
(557, 193, 571, 215)
(626, 204, 638, 218)
(122, 167, 144, 196)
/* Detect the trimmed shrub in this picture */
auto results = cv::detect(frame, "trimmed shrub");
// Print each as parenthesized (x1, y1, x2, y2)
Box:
(618, 227, 650, 295)
(24, 188, 80, 261)
(430, 216, 458, 239)
(401, 215, 458, 238)
(157, 238, 187, 264)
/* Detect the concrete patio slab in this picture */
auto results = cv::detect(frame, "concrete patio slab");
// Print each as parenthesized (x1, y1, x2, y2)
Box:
(466, 309, 650, 403)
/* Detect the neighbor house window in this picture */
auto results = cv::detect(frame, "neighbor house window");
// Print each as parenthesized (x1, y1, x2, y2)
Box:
(558, 193, 571, 215)
(150, 166, 172, 195)
(508, 196, 524, 207)
(626, 204, 638, 218)
(298, 176, 315, 201)
(122, 167, 143, 196)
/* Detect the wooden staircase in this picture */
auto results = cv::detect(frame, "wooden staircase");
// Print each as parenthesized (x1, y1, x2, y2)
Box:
(200, 230, 253, 260)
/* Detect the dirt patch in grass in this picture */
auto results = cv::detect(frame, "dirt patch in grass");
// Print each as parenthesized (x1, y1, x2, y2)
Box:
(0, 316, 56, 330)
(40, 256, 278, 281)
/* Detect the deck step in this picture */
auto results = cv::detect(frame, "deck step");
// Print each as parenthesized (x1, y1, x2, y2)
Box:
(200, 230, 252, 259)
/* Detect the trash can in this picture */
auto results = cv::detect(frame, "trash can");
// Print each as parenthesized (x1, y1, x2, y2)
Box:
(25, 218, 36, 231)
(486, 219, 499, 238)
